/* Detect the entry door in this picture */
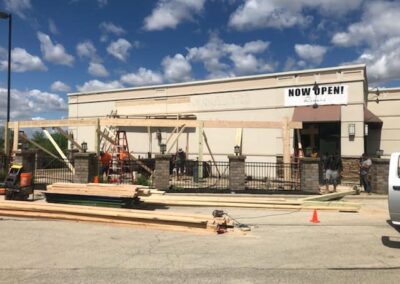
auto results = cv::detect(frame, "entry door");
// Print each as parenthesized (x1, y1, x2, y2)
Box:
(389, 153, 400, 225)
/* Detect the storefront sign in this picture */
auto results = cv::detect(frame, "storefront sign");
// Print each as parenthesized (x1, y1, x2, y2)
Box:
(284, 84, 348, 106)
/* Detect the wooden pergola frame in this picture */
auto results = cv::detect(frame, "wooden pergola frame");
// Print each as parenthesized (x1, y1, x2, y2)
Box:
(5, 118, 302, 179)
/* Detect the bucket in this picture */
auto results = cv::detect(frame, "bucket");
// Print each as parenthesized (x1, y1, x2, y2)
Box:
(20, 173, 32, 187)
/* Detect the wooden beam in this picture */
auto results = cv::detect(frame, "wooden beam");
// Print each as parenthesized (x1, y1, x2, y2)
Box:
(42, 129, 75, 174)
(10, 118, 302, 130)
(54, 127, 84, 152)
(202, 130, 221, 177)
(167, 125, 186, 153)
(197, 121, 204, 179)
(12, 121, 19, 153)
(95, 118, 100, 156)
(19, 132, 60, 160)
(165, 126, 178, 145)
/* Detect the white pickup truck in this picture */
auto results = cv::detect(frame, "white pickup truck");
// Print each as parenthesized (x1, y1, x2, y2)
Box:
(389, 153, 400, 226)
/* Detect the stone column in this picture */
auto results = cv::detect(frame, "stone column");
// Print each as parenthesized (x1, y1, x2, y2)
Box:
(228, 155, 246, 191)
(154, 154, 172, 190)
(370, 158, 389, 194)
(14, 150, 36, 175)
(73, 152, 98, 183)
(300, 158, 320, 194)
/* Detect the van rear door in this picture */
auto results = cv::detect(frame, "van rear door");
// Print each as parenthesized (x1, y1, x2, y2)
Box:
(389, 153, 400, 225)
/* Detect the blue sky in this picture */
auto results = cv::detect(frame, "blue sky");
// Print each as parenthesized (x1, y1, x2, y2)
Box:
(0, 0, 399, 121)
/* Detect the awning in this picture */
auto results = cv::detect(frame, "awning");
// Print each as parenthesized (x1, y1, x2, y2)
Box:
(292, 105, 341, 122)
(364, 106, 382, 124)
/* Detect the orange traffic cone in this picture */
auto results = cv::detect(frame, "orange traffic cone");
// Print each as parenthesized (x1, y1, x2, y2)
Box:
(310, 209, 320, 223)
(93, 176, 99, 183)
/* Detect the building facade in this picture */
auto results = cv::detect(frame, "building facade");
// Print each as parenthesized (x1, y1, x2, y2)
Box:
(68, 64, 396, 162)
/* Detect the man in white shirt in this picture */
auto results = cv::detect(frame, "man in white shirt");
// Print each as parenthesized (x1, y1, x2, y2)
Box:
(360, 153, 372, 194)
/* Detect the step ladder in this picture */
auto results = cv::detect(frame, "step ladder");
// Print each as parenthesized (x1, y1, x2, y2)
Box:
(108, 130, 134, 184)
(100, 110, 119, 152)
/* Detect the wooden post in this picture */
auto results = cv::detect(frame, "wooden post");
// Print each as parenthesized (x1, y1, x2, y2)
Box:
(12, 121, 19, 153)
(282, 117, 291, 187)
(95, 118, 100, 156)
(148, 126, 152, 156)
(197, 121, 204, 179)
(203, 130, 221, 177)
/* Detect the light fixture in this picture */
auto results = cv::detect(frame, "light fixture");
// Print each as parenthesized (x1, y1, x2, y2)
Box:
(156, 128, 162, 145)
(234, 145, 241, 156)
(376, 149, 384, 157)
(312, 81, 319, 109)
(348, 124, 356, 137)
(159, 143, 166, 154)
(81, 141, 88, 153)
(364, 124, 368, 136)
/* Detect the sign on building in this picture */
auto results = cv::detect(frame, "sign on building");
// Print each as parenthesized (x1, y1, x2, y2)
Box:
(284, 84, 348, 106)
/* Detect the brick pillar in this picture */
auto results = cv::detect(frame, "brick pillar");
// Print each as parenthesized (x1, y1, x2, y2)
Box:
(370, 158, 389, 194)
(14, 150, 36, 175)
(73, 152, 98, 183)
(154, 154, 172, 190)
(300, 158, 320, 194)
(228, 155, 246, 191)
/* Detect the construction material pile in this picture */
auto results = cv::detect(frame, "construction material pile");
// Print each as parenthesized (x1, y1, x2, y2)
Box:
(140, 190, 361, 212)
(0, 200, 231, 233)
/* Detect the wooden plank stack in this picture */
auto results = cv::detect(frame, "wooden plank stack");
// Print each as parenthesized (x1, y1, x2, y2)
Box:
(140, 190, 360, 212)
(0, 200, 229, 233)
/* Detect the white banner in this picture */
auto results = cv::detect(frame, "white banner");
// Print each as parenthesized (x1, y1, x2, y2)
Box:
(284, 84, 348, 106)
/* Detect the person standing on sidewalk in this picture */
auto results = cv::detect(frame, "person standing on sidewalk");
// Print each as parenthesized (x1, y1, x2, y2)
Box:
(360, 153, 372, 195)
(325, 153, 342, 193)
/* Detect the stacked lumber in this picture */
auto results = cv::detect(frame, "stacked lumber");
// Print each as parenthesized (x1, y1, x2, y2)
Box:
(140, 190, 360, 212)
(0, 200, 230, 233)
(46, 183, 153, 198)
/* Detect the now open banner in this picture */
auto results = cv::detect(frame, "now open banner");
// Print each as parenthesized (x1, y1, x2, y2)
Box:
(284, 84, 348, 106)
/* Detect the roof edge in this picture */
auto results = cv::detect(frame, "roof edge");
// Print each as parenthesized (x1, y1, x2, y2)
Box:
(68, 64, 366, 97)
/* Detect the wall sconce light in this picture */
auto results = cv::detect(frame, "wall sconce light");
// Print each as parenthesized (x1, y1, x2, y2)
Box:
(156, 128, 162, 145)
(81, 141, 88, 153)
(364, 124, 368, 136)
(376, 149, 384, 157)
(159, 143, 166, 154)
(234, 145, 241, 156)
(348, 124, 356, 137)
(312, 81, 319, 109)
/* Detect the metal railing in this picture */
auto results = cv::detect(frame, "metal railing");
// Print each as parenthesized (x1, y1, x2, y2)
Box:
(34, 155, 74, 189)
(245, 162, 301, 191)
(170, 160, 230, 190)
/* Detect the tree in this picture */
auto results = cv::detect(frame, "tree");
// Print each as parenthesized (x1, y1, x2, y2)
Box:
(31, 131, 68, 155)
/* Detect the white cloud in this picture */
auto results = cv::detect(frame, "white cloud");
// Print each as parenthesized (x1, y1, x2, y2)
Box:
(332, 1, 400, 47)
(51, 81, 71, 92)
(0, 87, 67, 121)
(120, 68, 163, 86)
(99, 22, 126, 35)
(162, 53, 192, 82)
(294, 44, 327, 65)
(348, 37, 400, 83)
(37, 32, 74, 66)
(229, 0, 363, 30)
(48, 19, 59, 34)
(88, 62, 109, 77)
(0, 47, 47, 72)
(76, 80, 123, 93)
(98, 0, 108, 7)
(3, 0, 32, 19)
(76, 40, 97, 60)
(143, 0, 206, 31)
(106, 38, 132, 61)
(187, 34, 274, 78)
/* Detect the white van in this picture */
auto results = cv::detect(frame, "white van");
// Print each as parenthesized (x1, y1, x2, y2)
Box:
(389, 153, 400, 226)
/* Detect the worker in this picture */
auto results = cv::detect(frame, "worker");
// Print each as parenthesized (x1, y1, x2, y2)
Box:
(100, 151, 112, 180)
(324, 152, 342, 193)
(175, 148, 186, 180)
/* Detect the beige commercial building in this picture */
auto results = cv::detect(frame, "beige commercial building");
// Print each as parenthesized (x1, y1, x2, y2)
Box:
(68, 64, 399, 161)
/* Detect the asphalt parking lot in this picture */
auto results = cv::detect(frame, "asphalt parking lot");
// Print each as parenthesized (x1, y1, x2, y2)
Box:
(0, 195, 399, 284)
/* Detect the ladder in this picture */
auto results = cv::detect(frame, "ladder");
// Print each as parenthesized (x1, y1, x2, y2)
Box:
(108, 130, 134, 184)
(100, 110, 119, 152)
